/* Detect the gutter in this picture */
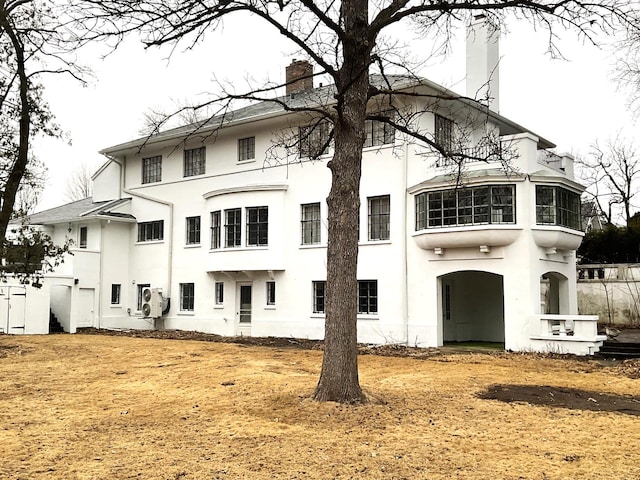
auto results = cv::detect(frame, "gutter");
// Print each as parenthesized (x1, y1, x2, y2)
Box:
(107, 154, 174, 300)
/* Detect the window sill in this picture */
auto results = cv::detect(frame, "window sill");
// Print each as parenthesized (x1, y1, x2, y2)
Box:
(360, 240, 391, 246)
(357, 315, 379, 321)
(135, 240, 164, 246)
(177, 311, 195, 316)
(184, 244, 201, 249)
(299, 244, 326, 250)
(363, 143, 395, 152)
(237, 159, 256, 165)
(264, 305, 276, 310)
(110, 304, 122, 309)
(310, 313, 325, 319)
(214, 305, 224, 310)
(209, 246, 269, 252)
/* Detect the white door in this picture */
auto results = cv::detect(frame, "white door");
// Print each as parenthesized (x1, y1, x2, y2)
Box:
(236, 283, 252, 336)
(77, 288, 95, 328)
(0, 286, 26, 333)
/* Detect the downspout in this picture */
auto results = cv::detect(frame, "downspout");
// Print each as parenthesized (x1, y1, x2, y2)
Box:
(107, 155, 174, 301)
(98, 220, 105, 330)
(402, 141, 409, 345)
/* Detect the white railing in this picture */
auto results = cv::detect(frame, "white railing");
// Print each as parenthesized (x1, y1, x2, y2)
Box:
(529, 314, 606, 355)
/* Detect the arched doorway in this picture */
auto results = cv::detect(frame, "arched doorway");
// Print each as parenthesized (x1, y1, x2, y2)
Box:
(439, 271, 505, 343)
(540, 272, 570, 314)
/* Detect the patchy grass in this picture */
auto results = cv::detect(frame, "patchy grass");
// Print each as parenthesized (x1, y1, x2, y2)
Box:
(1, 333, 639, 479)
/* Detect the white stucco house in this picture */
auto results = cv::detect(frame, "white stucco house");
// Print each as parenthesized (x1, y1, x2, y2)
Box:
(20, 18, 604, 354)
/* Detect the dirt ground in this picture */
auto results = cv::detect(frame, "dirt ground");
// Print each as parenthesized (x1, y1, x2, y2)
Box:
(1, 331, 640, 479)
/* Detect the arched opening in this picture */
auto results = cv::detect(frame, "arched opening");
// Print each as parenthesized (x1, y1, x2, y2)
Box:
(439, 271, 505, 345)
(540, 272, 570, 314)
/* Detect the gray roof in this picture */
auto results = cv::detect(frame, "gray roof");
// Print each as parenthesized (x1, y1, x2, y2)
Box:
(19, 198, 135, 226)
(100, 74, 555, 156)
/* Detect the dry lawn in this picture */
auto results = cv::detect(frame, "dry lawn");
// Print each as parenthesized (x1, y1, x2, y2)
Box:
(1, 333, 640, 480)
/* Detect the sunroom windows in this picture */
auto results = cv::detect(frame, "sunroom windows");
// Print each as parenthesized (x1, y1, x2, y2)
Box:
(536, 185, 581, 230)
(416, 185, 515, 229)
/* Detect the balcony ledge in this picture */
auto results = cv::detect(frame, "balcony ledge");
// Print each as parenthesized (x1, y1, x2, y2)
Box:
(413, 226, 522, 250)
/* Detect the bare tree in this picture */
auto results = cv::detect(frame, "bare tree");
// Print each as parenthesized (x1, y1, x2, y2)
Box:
(577, 134, 640, 226)
(65, 160, 94, 202)
(75, 0, 640, 403)
(0, 0, 90, 244)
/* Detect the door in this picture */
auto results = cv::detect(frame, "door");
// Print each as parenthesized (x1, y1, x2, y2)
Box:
(236, 283, 252, 336)
(77, 288, 95, 328)
(0, 286, 26, 333)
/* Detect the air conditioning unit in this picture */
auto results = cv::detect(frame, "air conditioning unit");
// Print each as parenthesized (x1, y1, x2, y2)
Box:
(141, 287, 163, 318)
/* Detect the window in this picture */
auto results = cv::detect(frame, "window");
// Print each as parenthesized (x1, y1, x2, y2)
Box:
(299, 121, 331, 158)
(434, 114, 454, 153)
(358, 280, 378, 314)
(363, 115, 395, 148)
(416, 185, 515, 230)
(238, 137, 255, 161)
(142, 155, 162, 184)
(180, 283, 195, 311)
(184, 147, 206, 177)
(215, 282, 224, 305)
(266, 281, 276, 306)
(210, 211, 221, 249)
(312, 281, 326, 314)
(137, 283, 150, 311)
(246, 206, 268, 246)
(368, 195, 390, 240)
(224, 209, 241, 248)
(185, 216, 201, 245)
(79, 226, 88, 249)
(137, 220, 164, 242)
(536, 185, 581, 230)
(111, 284, 121, 305)
(301, 203, 321, 245)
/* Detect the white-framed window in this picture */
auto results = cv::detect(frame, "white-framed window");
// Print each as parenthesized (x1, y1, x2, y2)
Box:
(210, 211, 221, 249)
(434, 114, 454, 153)
(215, 282, 224, 305)
(266, 281, 276, 306)
(137, 220, 164, 242)
(79, 226, 88, 249)
(246, 206, 268, 246)
(184, 147, 206, 177)
(312, 281, 326, 314)
(137, 283, 150, 311)
(224, 208, 241, 247)
(180, 283, 195, 311)
(363, 114, 395, 147)
(301, 203, 321, 245)
(111, 284, 121, 305)
(299, 120, 331, 158)
(238, 136, 255, 161)
(536, 185, 581, 230)
(358, 280, 378, 314)
(416, 185, 515, 230)
(186, 216, 201, 245)
(368, 195, 390, 241)
(142, 155, 162, 184)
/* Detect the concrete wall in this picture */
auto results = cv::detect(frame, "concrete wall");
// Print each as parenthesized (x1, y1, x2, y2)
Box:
(577, 264, 640, 326)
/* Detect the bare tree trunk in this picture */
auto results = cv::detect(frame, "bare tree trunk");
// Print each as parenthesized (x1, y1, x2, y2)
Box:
(313, 0, 369, 404)
(0, 12, 30, 244)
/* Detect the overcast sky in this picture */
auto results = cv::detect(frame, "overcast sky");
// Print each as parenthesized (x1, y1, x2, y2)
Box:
(33, 18, 635, 211)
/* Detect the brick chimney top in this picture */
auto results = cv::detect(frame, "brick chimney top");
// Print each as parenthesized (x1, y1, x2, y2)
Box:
(286, 59, 313, 95)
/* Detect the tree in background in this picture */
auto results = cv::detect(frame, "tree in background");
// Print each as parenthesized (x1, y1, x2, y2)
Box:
(65, 160, 94, 202)
(576, 134, 640, 227)
(75, 0, 640, 403)
(0, 0, 89, 244)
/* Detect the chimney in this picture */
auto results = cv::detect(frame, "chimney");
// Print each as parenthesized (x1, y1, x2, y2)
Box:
(466, 14, 500, 112)
(286, 59, 313, 95)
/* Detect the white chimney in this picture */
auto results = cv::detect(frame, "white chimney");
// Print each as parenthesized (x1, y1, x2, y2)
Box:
(466, 14, 500, 112)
